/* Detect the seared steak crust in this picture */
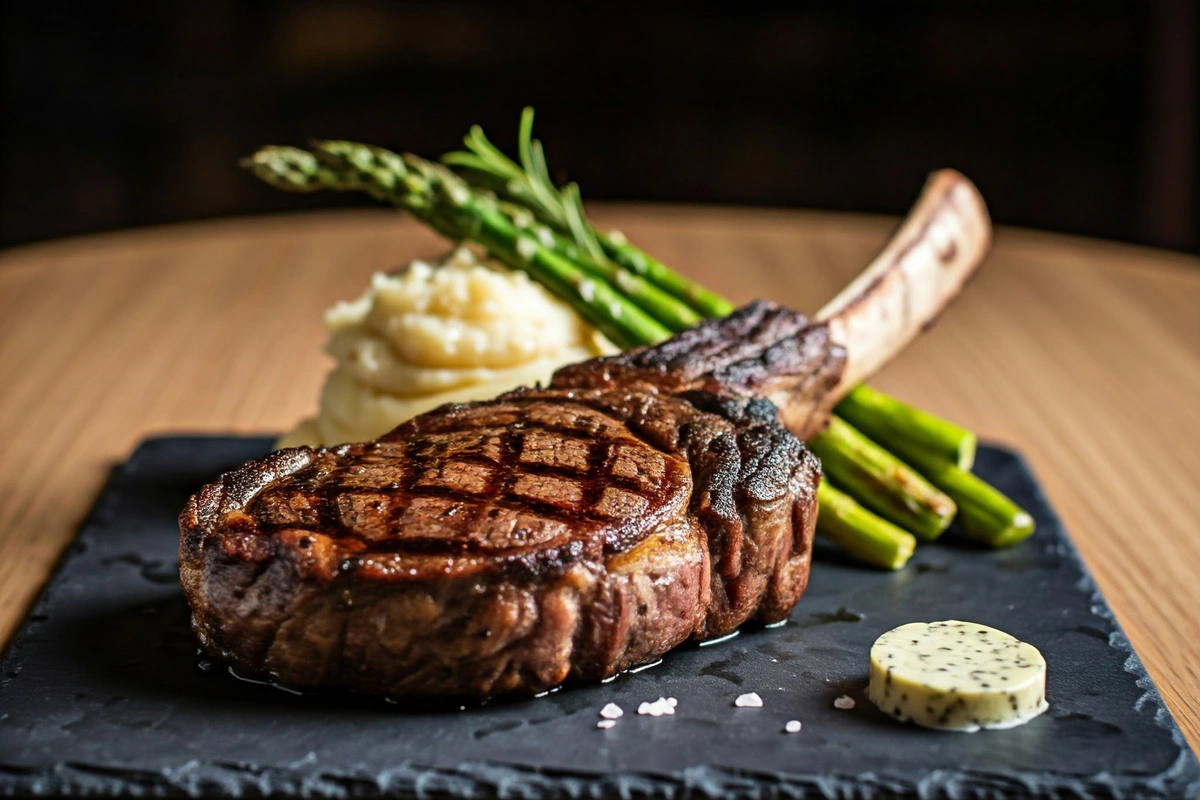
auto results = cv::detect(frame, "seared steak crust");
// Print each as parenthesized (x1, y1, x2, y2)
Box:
(180, 303, 838, 699)
(554, 301, 847, 439)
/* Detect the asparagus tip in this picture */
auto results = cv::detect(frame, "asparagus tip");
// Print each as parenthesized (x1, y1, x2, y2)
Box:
(982, 512, 1036, 548)
(957, 433, 978, 471)
(891, 535, 917, 570)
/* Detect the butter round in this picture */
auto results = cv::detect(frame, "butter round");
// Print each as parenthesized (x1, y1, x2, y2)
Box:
(867, 620, 1048, 732)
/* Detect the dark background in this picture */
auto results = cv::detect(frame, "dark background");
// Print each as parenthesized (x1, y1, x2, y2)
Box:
(2, 1, 1197, 253)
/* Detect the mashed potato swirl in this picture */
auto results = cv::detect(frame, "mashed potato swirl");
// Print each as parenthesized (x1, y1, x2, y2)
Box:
(278, 247, 616, 448)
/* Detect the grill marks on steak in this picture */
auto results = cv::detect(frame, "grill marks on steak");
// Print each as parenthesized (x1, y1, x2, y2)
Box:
(236, 396, 694, 581)
(180, 303, 836, 699)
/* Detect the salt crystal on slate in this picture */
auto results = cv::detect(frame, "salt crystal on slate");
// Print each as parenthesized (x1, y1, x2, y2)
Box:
(785, 720, 802, 733)
(600, 703, 623, 719)
(596, 720, 616, 730)
(735, 692, 763, 708)
(834, 695, 856, 710)
(637, 698, 675, 716)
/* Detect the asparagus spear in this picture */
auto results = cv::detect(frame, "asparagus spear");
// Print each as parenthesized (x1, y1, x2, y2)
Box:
(595, 229, 735, 318)
(809, 416, 956, 541)
(244, 142, 670, 350)
(496, 201, 702, 332)
(881, 443, 1035, 547)
(816, 482, 917, 570)
(837, 384, 977, 470)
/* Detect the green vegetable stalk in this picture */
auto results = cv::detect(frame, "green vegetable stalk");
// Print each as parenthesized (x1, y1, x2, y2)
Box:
(243, 142, 669, 350)
(837, 384, 977, 470)
(880, 443, 1035, 547)
(816, 482, 917, 570)
(809, 416, 956, 542)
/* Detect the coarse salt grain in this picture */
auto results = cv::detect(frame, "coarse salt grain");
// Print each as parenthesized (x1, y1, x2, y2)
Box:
(834, 695, 856, 710)
(784, 720, 802, 734)
(596, 719, 617, 730)
(637, 697, 675, 717)
(734, 692, 763, 708)
(600, 703, 623, 719)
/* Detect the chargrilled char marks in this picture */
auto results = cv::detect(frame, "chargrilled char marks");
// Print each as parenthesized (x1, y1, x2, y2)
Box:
(179, 302, 839, 699)
(230, 397, 692, 582)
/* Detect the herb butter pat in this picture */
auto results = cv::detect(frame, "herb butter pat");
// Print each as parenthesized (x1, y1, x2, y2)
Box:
(867, 620, 1048, 732)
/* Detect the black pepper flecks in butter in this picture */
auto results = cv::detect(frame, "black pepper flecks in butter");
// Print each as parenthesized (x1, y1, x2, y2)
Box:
(867, 620, 1048, 732)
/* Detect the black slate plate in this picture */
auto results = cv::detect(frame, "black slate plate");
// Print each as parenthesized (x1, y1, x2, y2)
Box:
(0, 436, 1196, 799)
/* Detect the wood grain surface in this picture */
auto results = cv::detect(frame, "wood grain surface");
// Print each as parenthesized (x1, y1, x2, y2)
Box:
(1, 206, 1197, 749)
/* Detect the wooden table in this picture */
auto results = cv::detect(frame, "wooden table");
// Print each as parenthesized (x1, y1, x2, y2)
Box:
(2, 206, 1197, 748)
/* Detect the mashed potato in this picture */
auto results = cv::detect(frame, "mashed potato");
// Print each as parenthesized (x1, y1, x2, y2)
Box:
(278, 247, 616, 448)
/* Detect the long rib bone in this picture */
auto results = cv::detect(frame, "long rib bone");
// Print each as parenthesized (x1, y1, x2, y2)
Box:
(816, 169, 992, 400)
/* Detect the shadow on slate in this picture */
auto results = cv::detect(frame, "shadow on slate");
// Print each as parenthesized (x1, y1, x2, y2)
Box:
(0, 436, 1196, 798)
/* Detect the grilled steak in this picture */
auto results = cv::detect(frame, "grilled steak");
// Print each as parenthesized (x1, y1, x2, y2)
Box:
(181, 304, 840, 698)
(180, 170, 992, 699)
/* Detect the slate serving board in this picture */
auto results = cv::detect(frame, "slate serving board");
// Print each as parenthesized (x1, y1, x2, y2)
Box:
(0, 436, 1196, 799)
